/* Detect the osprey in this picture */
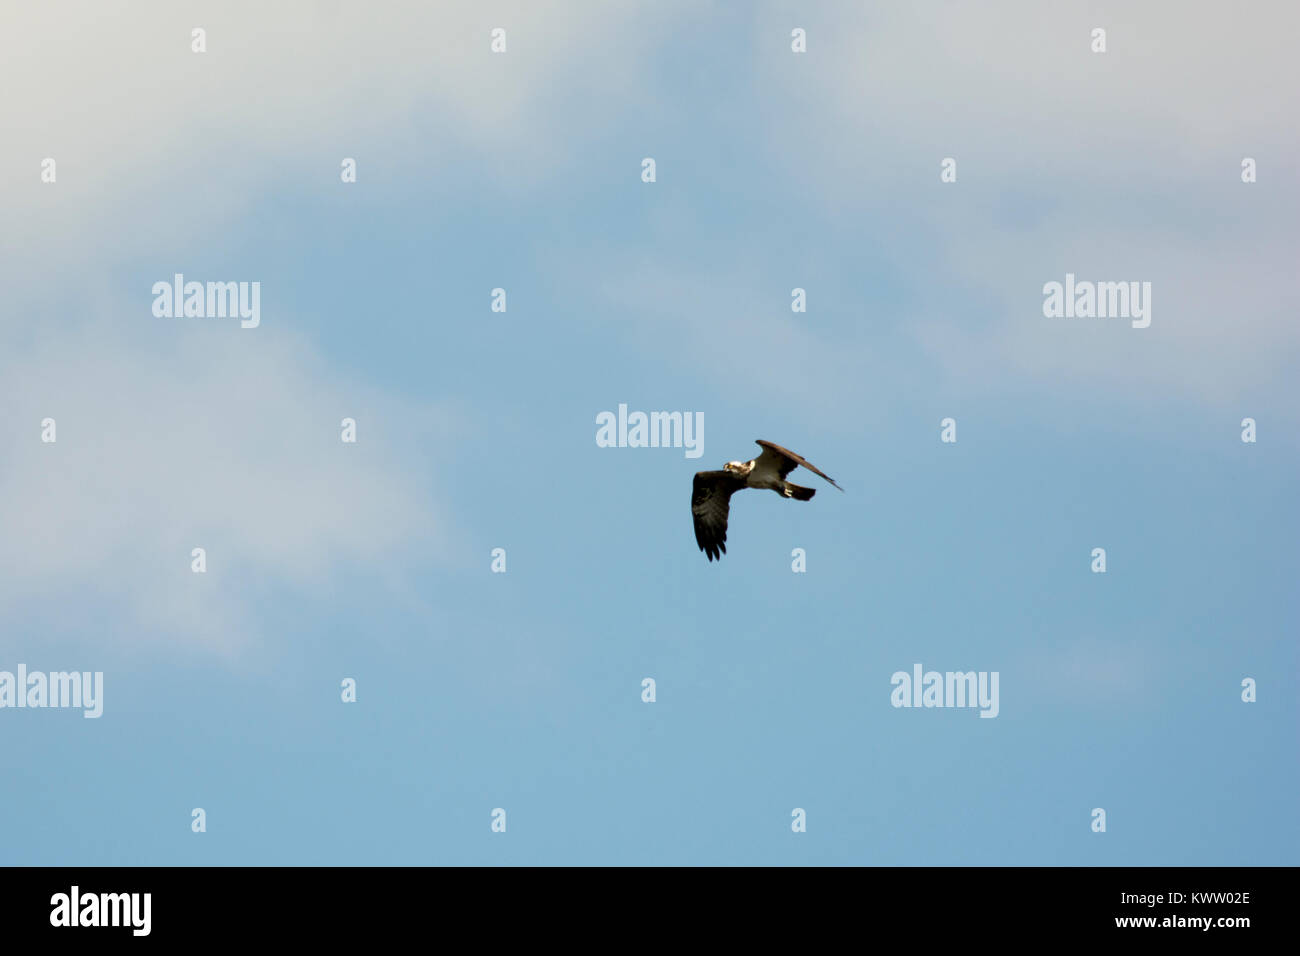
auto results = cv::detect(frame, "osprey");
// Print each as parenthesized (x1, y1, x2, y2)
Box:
(691, 440, 843, 561)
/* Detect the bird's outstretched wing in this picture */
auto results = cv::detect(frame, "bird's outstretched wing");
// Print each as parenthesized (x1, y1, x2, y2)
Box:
(692, 471, 746, 561)
(754, 440, 844, 491)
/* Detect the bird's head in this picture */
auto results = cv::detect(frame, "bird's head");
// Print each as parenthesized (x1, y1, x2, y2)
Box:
(723, 460, 751, 477)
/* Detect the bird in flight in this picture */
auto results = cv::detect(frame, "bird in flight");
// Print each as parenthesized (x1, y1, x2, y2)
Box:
(691, 440, 843, 561)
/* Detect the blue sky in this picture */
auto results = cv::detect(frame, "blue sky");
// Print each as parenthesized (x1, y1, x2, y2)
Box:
(1, 1, 1296, 865)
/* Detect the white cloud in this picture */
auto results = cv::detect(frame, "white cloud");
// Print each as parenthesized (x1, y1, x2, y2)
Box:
(505, 2, 1299, 425)
(746, 0, 1300, 408)
(0, 0, 683, 268)
(1016, 634, 1158, 713)
(0, 0, 683, 655)
(0, 315, 454, 655)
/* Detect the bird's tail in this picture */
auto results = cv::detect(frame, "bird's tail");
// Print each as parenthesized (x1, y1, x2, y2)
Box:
(786, 482, 815, 501)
